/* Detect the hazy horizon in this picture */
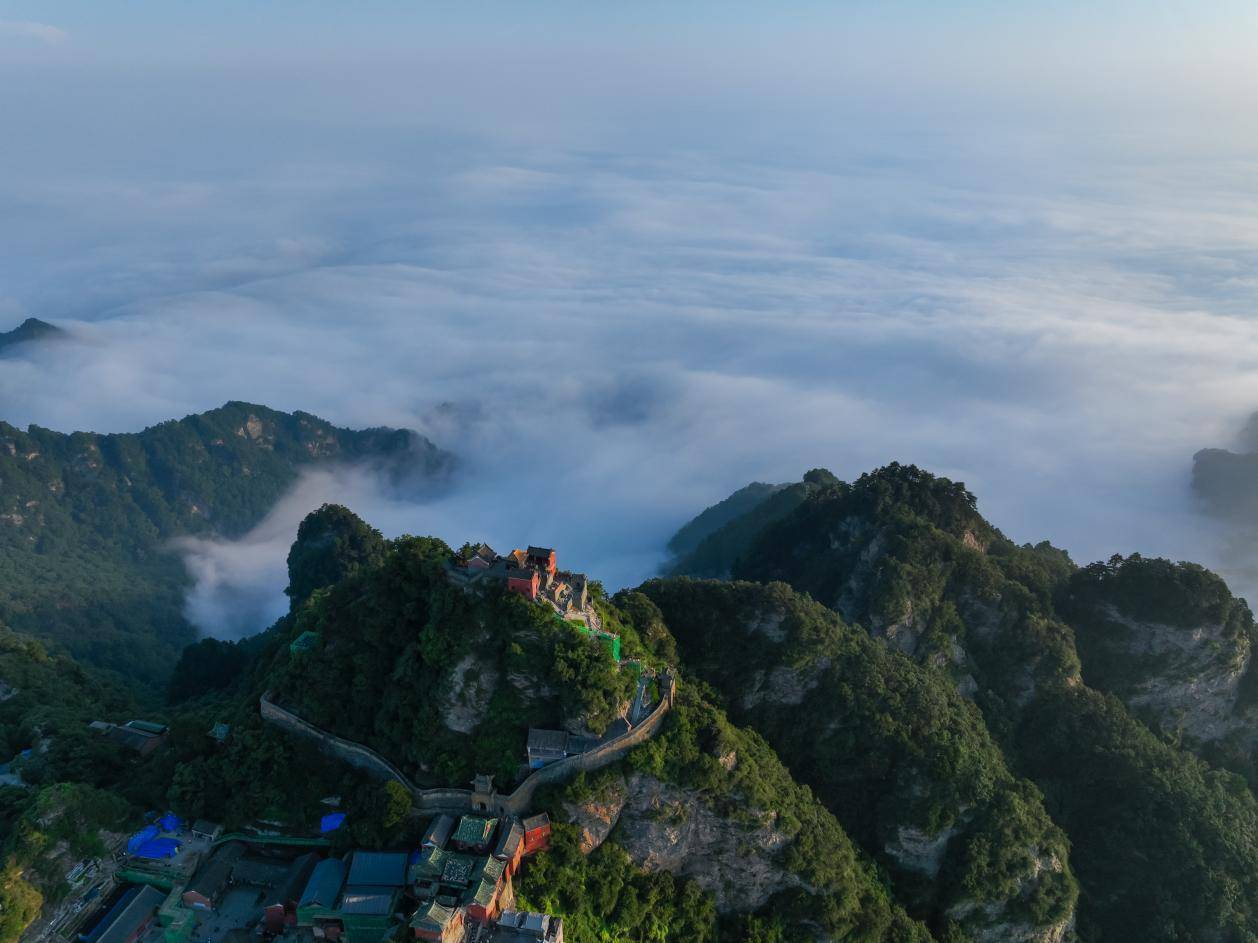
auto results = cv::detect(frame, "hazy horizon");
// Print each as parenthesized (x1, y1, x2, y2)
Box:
(4, 1, 1258, 636)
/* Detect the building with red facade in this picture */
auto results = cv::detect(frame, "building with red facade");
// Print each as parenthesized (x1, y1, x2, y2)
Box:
(525, 547, 556, 574)
(521, 814, 551, 856)
(505, 567, 539, 601)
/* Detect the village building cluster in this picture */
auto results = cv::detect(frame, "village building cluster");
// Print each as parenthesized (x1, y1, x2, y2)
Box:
(62, 540, 641, 943)
(72, 811, 560, 943)
(408, 812, 553, 943)
(87, 719, 170, 756)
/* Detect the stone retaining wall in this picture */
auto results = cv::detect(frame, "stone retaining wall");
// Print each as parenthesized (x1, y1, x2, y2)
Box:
(259, 694, 419, 791)
(260, 672, 676, 817)
(498, 673, 675, 814)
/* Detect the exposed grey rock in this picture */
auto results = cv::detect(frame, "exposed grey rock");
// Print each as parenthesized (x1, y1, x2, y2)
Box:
(565, 771, 807, 913)
(441, 652, 499, 734)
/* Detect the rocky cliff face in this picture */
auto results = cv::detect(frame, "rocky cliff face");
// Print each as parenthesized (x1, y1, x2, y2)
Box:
(731, 465, 1085, 711)
(1093, 604, 1249, 740)
(639, 577, 1079, 942)
(667, 464, 1258, 942)
(441, 651, 501, 735)
(563, 770, 809, 912)
(1059, 555, 1258, 764)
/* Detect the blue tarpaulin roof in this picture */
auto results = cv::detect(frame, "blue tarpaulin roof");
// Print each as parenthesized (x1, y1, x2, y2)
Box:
(127, 825, 160, 855)
(319, 813, 346, 833)
(133, 837, 180, 860)
(157, 812, 180, 832)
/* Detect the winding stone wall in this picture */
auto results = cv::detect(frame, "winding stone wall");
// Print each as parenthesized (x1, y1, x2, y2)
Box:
(259, 672, 676, 816)
(259, 694, 419, 790)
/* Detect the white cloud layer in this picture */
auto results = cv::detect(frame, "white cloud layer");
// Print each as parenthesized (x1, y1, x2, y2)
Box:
(2, 47, 1257, 636)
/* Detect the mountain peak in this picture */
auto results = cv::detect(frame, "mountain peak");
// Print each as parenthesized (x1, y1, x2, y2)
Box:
(0, 317, 64, 353)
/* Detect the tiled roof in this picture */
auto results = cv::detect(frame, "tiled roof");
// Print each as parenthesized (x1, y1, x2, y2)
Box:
(423, 813, 455, 848)
(411, 900, 458, 932)
(452, 815, 497, 846)
(441, 854, 477, 887)
(187, 842, 245, 900)
(411, 847, 447, 880)
(470, 857, 505, 907)
(494, 822, 523, 860)
(96, 885, 165, 943)
(526, 729, 569, 754)
(522, 813, 550, 832)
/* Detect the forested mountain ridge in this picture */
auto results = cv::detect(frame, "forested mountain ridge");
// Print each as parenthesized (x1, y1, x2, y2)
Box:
(7, 443, 1258, 942)
(1057, 554, 1258, 782)
(663, 469, 839, 578)
(0, 321, 62, 357)
(0, 318, 63, 355)
(0, 402, 452, 683)
(637, 578, 1076, 943)
(167, 506, 937, 942)
(1193, 410, 1258, 523)
(667, 463, 1258, 942)
(665, 481, 786, 559)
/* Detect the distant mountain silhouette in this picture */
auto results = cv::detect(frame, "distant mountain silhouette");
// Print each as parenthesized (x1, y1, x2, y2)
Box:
(0, 317, 65, 354)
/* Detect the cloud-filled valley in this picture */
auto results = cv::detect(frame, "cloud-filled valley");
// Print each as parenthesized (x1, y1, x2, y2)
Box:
(3, 26, 1258, 636)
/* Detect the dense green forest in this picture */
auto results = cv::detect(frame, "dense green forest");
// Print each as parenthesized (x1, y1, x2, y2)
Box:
(271, 532, 639, 784)
(520, 684, 934, 943)
(1, 500, 944, 943)
(663, 470, 838, 578)
(0, 402, 450, 683)
(262, 509, 936, 941)
(9, 403, 1258, 943)
(638, 578, 1076, 941)
(668, 462, 1258, 942)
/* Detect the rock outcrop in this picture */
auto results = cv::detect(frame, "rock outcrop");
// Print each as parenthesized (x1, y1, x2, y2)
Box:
(1060, 555, 1258, 762)
(441, 652, 500, 734)
(639, 576, 1079, 942)
(563, 771, 807, 913)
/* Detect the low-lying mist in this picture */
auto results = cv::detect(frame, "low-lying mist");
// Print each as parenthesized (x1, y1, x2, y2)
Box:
(173, 463, 451, 639)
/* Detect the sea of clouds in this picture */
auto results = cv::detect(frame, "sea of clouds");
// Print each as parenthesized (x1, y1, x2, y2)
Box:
(3, 15, 1258, 636)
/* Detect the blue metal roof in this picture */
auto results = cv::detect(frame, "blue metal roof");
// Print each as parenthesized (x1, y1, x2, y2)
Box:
(298, 858, 345, 909)
(346, 851, 408, 888)
(337, 887, 396, 915)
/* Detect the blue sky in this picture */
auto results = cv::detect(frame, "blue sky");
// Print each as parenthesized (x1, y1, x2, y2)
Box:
(3, 2, 1258, 634)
